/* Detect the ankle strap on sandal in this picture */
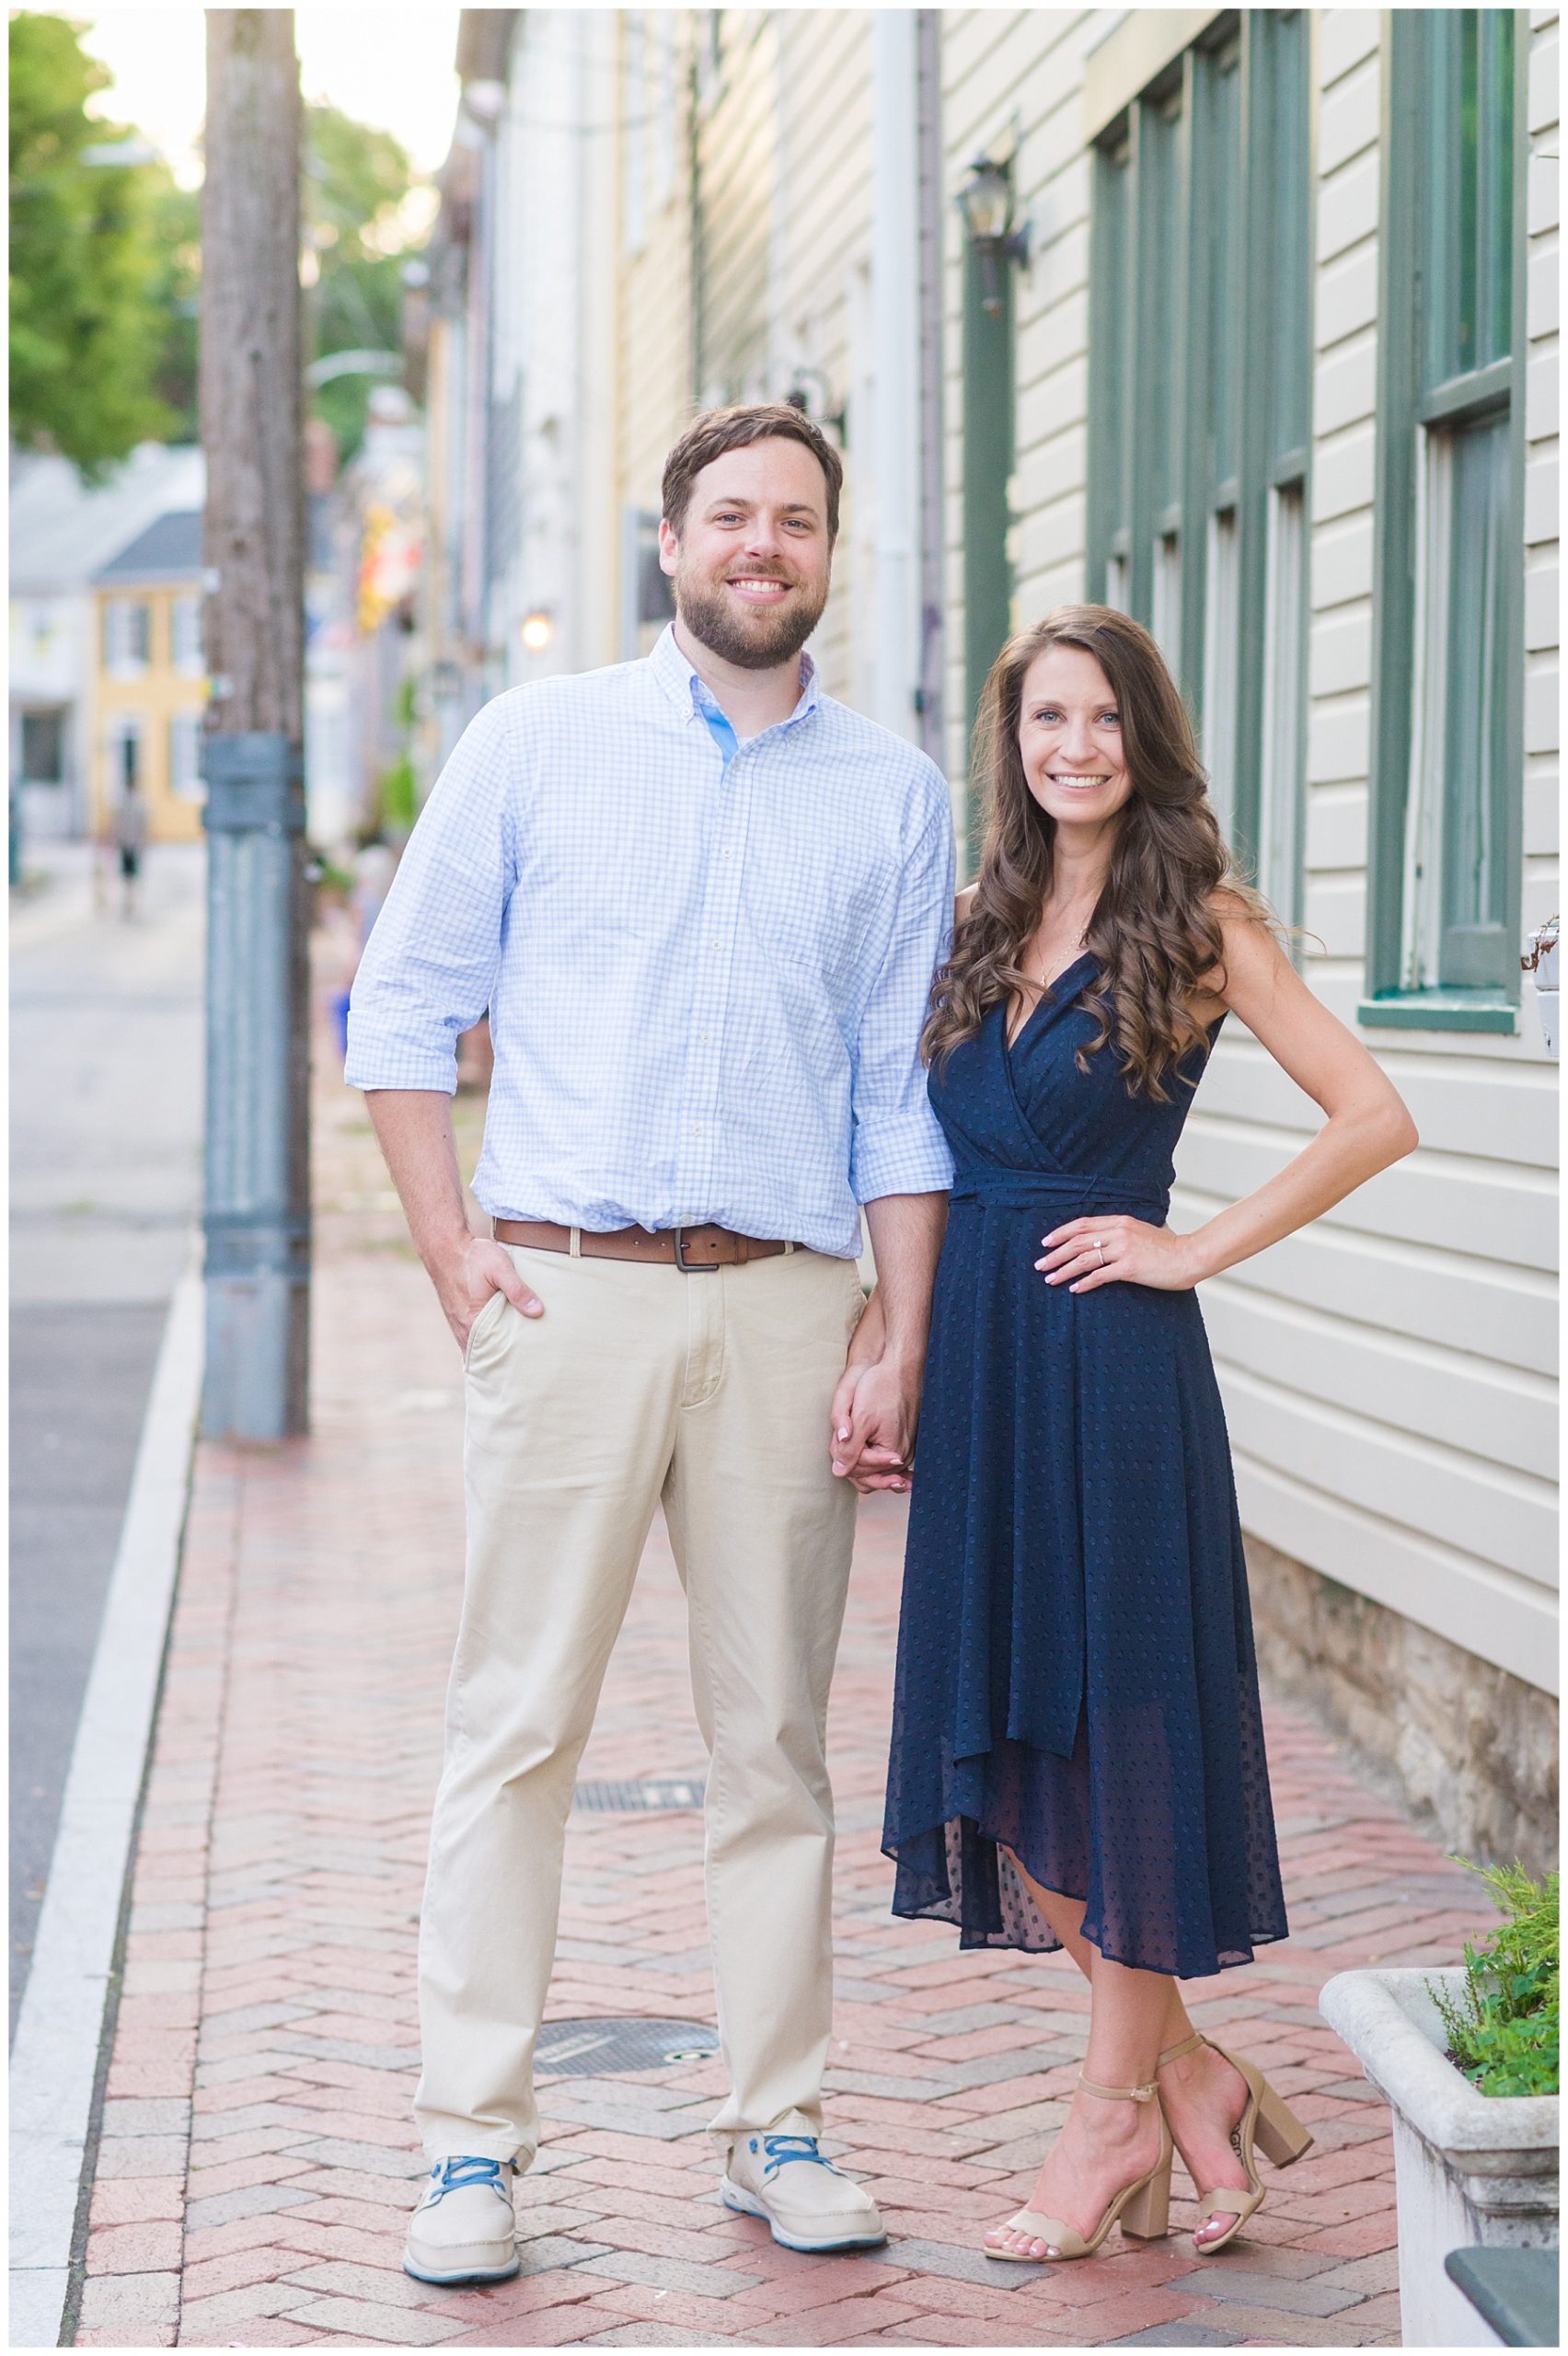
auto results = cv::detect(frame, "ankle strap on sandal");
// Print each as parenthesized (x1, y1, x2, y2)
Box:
(1157, 2032, 1207, 2068)
(1078, 2072, 1158, 2103)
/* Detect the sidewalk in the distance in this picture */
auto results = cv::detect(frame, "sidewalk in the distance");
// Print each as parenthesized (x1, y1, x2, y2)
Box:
(72, 1068, 1497, 2350)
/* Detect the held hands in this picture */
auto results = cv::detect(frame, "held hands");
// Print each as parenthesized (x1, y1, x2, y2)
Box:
(828, 1353, 917, 1494)
(432, 1233, 545, 1351)
(1035, 1215, 1204, 1293)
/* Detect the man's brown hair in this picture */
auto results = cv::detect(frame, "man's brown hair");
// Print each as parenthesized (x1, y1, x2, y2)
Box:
(661, 403, 844, 541)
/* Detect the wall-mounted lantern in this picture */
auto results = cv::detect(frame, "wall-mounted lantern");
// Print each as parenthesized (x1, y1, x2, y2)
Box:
(956, 154, 1032, 315)
(785, 370, 847, 445)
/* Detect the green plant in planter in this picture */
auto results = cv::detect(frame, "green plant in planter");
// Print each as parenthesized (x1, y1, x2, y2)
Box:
(1430, 1861, 1559, 2098)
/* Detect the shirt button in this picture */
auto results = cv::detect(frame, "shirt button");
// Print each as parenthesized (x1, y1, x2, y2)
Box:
(698, 1032, 711, 1044)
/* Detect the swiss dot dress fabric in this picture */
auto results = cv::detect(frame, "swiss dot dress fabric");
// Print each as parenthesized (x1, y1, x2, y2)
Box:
(882, 955, 1289, 1980)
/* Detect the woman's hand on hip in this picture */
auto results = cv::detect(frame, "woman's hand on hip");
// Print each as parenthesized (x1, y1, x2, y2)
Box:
(1035, 1215, 1202, 1294)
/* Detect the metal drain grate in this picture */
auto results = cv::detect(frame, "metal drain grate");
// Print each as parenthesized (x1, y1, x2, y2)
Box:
(536, 2016, 720, 2074)
(572, 1775, 705, 1812)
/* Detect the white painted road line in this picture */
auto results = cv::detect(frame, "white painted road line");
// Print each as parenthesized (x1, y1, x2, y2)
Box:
(9, 1262, 204, 2349)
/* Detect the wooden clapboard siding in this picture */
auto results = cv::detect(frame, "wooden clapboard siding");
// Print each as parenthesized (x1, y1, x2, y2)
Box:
(1193, 1034, 1560, 1166)
(1220, 1363, 1556, 1588)
(1233, 1454, 1558, 1695)
(1179, 1113, 1557, 1270)
(1199, 1281, 1558, 1481)
(770, 9, 874, 703)
(695, 14, 777, 407)
(1171, 1186, 1558, 1374)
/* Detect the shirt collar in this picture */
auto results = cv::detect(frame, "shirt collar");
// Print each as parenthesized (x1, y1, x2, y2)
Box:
(648, 621, 822, 732)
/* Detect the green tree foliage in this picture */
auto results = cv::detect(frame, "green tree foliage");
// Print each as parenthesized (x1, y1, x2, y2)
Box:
(8, 12, 186, 471)
(305, 102, 421, 464)
(1432, 1861, 1560, 2098)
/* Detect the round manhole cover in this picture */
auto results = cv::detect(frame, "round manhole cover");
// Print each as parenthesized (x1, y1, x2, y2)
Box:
(536, 2017, 720, 2075)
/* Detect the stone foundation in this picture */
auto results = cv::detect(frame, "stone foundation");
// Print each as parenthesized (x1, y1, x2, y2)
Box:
(1245, 1535, 1559, 1877)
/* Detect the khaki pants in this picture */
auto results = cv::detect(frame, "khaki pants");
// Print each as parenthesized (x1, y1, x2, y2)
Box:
(413, 1240, 865, 2167)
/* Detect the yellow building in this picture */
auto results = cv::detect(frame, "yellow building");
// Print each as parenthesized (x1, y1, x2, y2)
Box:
(89, 509, 207, 845)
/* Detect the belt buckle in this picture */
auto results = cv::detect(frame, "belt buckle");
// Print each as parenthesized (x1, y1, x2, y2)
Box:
(672, 1225, 720, 1272)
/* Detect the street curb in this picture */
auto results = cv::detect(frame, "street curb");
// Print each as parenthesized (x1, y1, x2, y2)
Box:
(8, 1263, 204, 2350)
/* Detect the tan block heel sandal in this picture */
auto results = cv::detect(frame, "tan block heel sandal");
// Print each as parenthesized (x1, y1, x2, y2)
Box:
(984, 2072, 1173, 2264)
(1159, 2030, 1316, 2253)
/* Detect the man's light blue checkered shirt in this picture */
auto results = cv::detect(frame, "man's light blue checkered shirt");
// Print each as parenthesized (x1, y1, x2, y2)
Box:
(345, 625, 955, 1257)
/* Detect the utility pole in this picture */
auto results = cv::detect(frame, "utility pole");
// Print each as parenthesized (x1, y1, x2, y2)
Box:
(199, 10, 310, 1438)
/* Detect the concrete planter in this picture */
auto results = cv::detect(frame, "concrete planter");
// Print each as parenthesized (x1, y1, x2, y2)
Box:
(1320, 1967, 1559, 2347)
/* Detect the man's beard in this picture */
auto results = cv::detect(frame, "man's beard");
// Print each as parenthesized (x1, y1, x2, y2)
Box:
(674, 563, 829, 671)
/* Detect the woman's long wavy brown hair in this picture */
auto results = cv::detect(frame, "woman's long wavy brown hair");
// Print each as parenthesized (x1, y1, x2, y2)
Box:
(923, 606, 1273, 1101)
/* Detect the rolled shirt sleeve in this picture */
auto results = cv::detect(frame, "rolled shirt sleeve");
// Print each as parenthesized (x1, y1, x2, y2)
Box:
(343, 698, 519, 1093)
(848, 790, 955, 1204)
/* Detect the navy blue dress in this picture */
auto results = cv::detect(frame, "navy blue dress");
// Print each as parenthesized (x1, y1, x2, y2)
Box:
(883, 955, 1288, 1980)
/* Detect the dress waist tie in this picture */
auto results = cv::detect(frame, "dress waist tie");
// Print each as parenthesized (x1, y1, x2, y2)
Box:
(950, 1170, 1171, 1223)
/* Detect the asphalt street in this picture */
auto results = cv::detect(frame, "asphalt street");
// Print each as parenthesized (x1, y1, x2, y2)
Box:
(9, 841, 205, 2038)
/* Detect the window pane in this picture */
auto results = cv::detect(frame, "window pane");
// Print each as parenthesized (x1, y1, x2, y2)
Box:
(1478, 8, 1515, 366)
(1426, 8, 1515, 385)
(1458, 12, 1480, 365)
(1439, 409, 1511, 982)
(1142, 95, 1183, 517)
(169, 712, 203, 801)
(1258, 484, 1306, 923)
(1207, 46, 1242, 496)
(1265, 11, 1311, 466)
(21, 710, 63, 783)
(1151, 530, 1182, 672)
(1095, 138, 1133, 546)
(1202, 508, 1239, 833)
(171, 595, 203, 676)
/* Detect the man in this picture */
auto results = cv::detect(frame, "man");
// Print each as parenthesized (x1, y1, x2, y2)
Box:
(346, 403, 952, 2284)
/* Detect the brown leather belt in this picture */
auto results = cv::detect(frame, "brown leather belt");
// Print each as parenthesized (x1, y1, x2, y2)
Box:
(491, 1218, 797, 1270)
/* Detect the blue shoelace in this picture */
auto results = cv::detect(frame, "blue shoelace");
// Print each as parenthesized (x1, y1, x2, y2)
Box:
(756, 2133, 836, 2181)
(425, 2154, 507, 2205)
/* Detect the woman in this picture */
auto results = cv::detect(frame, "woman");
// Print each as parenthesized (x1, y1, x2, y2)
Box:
(840, 608, 1415, 2265)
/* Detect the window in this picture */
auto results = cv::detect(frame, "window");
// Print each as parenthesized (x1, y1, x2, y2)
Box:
(103, 597, 150, 676)
(1366, 9, 1524, 1029)
(169, 711, 203, 803)
(171, 593, 203, 676)
(1089, 12, 1312, 901)
(107, 714, 142, 794)
(618, 506, 675, 657)
(20, 710, 63, 785)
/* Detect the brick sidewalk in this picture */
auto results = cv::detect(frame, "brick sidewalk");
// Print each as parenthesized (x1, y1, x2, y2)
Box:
(72, 1073, 1496, 2349)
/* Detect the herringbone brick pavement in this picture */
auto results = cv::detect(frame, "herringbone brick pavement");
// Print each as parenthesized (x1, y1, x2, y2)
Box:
(71, 1066, 1497, 2349)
